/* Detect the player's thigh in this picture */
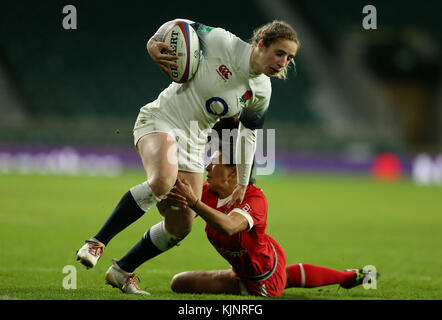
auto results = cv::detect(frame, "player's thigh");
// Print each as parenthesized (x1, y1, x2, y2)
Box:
(171, 269, 241, 295)
(177, 171, 204, 199)
(136, 132, 178, 194)
(162, 171, 203, 236)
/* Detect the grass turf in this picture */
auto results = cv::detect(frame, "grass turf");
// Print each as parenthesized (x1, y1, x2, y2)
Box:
(0, 171, 441, 300)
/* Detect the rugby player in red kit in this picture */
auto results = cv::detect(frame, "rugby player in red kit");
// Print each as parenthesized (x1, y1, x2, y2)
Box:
(166, 146, 378, 297)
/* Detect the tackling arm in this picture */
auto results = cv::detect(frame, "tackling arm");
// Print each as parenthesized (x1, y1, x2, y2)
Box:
(192, 200, 249, 236)
(169, 179, 249, 236)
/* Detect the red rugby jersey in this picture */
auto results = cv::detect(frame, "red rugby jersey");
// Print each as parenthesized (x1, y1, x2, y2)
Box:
(201, 182, 276, 279)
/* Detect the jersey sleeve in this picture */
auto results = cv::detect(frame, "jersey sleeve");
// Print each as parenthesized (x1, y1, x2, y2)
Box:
(239, 82, 271, 130)
(236, 122, 256, 186)
(239, 104, 268, 130)
(230, 188, 267, 231)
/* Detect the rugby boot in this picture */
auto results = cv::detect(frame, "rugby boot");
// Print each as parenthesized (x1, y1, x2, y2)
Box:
(105, 259, 150, 295)
(340, 268, 379, 289)
(76, 239, 105, 269)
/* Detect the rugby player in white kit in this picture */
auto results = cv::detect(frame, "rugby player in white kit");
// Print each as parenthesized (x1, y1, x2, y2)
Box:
(76, 18, 300, 294)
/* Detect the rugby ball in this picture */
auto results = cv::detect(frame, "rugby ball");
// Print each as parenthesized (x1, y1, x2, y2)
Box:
(163, 21, 200, 83)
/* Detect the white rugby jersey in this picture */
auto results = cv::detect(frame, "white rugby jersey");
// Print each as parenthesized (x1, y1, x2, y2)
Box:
(147, 19, 272, 184)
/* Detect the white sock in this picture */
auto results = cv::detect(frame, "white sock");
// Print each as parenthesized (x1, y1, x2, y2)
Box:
(130, 181, 161, 212)
(147, 220, 182, 251)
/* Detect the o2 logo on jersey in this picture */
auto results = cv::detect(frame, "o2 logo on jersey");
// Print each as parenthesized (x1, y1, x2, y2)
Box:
(205, 97, 229, 116)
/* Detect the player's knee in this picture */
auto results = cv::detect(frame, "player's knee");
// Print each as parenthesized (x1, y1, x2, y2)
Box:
(163, 210, 195, 239)
(148, 173, 176, 198)
(167, 223, 192, 240)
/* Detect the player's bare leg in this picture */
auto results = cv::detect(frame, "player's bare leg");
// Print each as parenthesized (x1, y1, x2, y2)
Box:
(76, 132, 178, 269)
(171, 269, 241, 295)
(136, 132, 179, 199)
(112, 171, 203, 279)
(160, 171, 203, 238)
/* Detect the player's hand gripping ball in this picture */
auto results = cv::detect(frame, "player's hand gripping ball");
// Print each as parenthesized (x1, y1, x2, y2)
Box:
(163, 21, 201, 83)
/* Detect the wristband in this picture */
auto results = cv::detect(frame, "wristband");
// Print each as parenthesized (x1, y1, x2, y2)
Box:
(190, 198, 199, 210)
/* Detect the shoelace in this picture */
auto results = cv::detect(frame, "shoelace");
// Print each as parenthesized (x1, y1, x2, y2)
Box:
(86, 240, 104, 257)
(122, 274, 142, 291)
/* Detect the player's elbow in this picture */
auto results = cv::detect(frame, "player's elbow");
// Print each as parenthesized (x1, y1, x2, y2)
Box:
(209, 219, 239, 236)
(218, 225, 237, 237)
(226, 227, 238, 237)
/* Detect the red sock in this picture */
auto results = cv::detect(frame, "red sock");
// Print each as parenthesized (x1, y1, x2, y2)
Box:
(286, 264, 356, 288)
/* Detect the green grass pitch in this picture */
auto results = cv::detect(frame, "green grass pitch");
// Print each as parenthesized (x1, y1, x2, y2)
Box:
(0, 171, 441, 300)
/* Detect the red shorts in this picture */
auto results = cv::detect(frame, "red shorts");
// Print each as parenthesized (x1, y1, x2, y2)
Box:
(238, 238, 287, 297)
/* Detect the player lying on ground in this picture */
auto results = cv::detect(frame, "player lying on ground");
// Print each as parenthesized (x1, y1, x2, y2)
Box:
(75, 18, 300, 294)
(166, 146, 377, 297)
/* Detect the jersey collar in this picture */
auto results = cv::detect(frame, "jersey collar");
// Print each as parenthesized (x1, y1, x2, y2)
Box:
(217, 194, 233, 209)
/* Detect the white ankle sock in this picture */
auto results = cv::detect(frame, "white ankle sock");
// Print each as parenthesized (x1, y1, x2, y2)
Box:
(147, 220, 182, 251)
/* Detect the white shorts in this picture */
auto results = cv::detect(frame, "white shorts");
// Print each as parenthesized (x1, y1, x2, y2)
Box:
(133, 106, 206, 173)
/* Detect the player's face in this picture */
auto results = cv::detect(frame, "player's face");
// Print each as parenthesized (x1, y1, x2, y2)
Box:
(205, 152, 236, 194)
(257, 39, 298, 77)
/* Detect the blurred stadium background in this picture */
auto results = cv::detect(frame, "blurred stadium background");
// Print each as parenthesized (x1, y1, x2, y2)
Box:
(1, 0, 441, 181)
